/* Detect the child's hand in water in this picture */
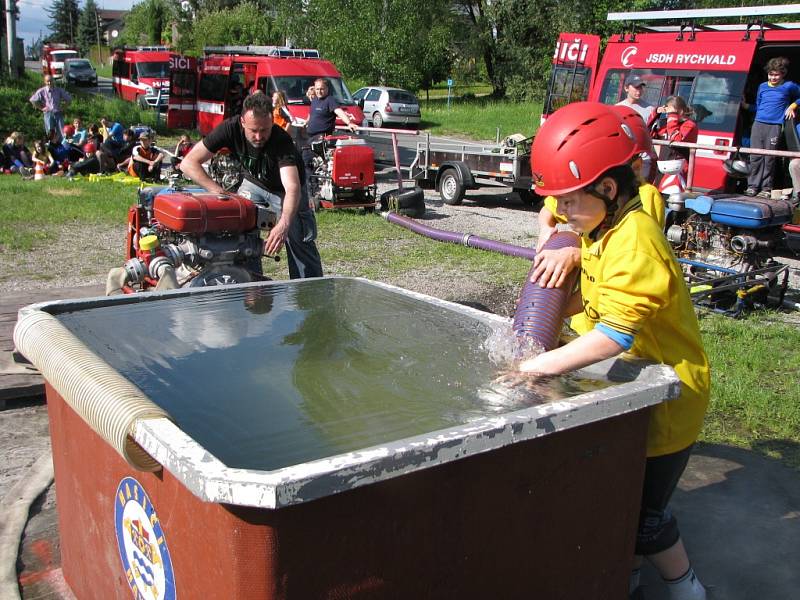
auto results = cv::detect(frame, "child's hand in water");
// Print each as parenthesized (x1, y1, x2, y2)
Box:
(493, 369, 553, 388)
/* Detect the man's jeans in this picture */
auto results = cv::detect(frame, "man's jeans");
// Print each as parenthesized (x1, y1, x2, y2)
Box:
(237, 179, 323, 279)
(44, 111, 65, 142)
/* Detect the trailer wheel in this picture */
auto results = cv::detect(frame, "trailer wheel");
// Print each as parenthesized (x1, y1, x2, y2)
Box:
(438, 169, 465, 205)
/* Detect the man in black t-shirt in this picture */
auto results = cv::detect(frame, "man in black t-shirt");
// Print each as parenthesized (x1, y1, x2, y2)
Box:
(181, 92, 323, 279)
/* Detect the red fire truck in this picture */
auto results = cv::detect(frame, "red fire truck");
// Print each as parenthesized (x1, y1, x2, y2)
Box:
(543, 4, 800, 191)
(112, 47, 190, 110)
(165, 45, 364, 134)
(41, 44, 79, 80)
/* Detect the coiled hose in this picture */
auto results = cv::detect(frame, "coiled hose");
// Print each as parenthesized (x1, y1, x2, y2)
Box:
(13, 310, 170, 471)
(383, 212, 580, 352)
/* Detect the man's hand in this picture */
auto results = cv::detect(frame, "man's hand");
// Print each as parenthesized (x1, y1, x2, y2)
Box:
(785, 104, 797, 119)
(530, 247, 581, 289)
(263, 219, 289, 257)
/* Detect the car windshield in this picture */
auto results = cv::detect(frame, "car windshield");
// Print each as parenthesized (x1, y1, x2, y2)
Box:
(388, 90, 417, 104)
(137, 61, 169, 79)
(68, 60, 91, 69)
(52, 51, 77, 60)
(270, 76, 355, 105)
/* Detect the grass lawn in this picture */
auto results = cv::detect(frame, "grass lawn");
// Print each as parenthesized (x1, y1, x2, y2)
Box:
(0, 176, 798, 469)
(420, 97, 542, 142)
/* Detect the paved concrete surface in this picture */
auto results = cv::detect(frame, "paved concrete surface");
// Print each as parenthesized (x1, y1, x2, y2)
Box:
(640, 442, 800, 599)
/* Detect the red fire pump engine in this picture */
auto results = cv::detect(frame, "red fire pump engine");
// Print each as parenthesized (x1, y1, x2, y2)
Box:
(307, 135, 377, 211)
(107, 187, 278, 294)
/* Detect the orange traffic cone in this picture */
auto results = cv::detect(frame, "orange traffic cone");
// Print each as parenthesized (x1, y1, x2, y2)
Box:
(33, 162, 46, 180)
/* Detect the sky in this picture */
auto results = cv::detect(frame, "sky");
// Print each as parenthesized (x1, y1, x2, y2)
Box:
(16, 0, 136, 48)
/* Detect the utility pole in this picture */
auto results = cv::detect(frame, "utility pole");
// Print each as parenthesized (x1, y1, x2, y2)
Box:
(5, 0, 18, 79)
(95, 7, 101, 64)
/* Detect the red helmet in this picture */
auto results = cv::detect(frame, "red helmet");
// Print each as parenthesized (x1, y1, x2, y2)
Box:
(610, 104, 655, 156)
(62, 124, 76, 137)
(83, 142, 97, 154)
(531, 102, 637, 196)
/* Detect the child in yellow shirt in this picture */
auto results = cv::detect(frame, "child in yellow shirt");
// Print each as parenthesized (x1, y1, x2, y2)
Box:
(523, 102, 710, 600)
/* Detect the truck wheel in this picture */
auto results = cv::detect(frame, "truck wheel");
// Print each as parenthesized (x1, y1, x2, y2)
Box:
(137, 95, 149, 110)
(517, 189, 543, 210)
(372, 112, 383, 128)
(438, 169, 464, 205)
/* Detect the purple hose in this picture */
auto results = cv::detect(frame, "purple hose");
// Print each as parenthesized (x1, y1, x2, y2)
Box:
(384, 212, 537, 260)
(384, 211, 580, 352)
(512, 231, 580, 352)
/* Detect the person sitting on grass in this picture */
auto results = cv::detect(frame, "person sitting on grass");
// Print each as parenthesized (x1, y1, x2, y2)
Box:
(516, 101, 710, 600)
(86, 123, 103, 147)
(128, 131, 165, 182)
(170, 133, 194, 175)
(32, 139, 61, 176)
(2, 132, 33, 176)
(66, 142, 101, 177)
(69, 117, 88, 146)
(98, 126, 136, 173)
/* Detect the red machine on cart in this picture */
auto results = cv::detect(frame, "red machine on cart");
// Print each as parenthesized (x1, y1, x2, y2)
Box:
(308, 135, 377, 210)
(110, 187, 278, 293)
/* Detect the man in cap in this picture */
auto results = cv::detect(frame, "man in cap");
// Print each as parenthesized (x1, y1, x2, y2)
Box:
(616, 75, 656, 125)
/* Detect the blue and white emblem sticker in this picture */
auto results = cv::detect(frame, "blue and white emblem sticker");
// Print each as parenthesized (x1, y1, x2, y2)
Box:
(114, 477, 176, 600)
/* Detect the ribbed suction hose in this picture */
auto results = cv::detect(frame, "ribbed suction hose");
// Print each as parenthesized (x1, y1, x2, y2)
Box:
(13, 310, 170, 470)
(383, 211, 579, 352)
(512, 231, 580, 353)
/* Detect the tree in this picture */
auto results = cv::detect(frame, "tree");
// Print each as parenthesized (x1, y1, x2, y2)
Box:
(77, 0, 101, 56)
(121, 0, 175, 47)
(178, 2, 280, 55)
(46, 0, 81, 45)
(298, 0, 456, 91)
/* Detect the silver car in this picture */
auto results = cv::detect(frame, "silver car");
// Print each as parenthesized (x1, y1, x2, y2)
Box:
(352, 86, 421, 128)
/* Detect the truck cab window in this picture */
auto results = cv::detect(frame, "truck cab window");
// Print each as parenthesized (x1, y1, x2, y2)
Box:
(599, 69, 744, 133)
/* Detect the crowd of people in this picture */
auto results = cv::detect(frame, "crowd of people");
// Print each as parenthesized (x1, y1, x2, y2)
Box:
(2, 118, 195, 182)
(0, 74, 198, 182)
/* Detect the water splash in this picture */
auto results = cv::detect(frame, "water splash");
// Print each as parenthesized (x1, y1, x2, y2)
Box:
(482, 323, 545, 367)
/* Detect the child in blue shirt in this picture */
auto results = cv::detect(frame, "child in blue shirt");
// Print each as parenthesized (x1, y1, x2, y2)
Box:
(742, 56, 800, 198)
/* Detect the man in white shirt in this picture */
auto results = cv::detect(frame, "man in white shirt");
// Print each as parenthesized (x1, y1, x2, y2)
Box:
(616, 76, 655, 125)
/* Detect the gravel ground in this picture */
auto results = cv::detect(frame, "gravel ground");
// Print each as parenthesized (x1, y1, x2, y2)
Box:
(0, 181, 798, 318)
